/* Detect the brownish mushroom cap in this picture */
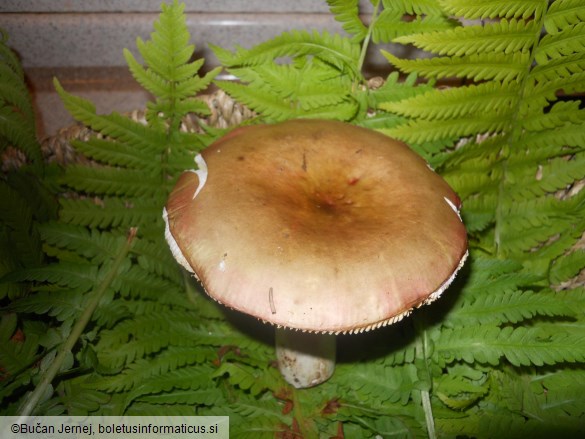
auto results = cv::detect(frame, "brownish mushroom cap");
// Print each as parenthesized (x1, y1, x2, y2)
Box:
(164, 119, 467, 334)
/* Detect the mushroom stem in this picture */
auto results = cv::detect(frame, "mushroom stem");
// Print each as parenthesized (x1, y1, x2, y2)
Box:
(275, 327, 336, 389)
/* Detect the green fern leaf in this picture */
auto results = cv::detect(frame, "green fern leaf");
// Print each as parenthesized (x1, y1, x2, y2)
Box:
(69, 139, 156, 171)
(61, 165, 167, 198)
(137, 388, 224, 406)
(381, 82, 516, 120)
(7, 289, 83, 321)
(530, 51, 585, 82)
(372, 9, 454, 44)
(395, 18, 537, 56)
(531, 70, 585, 101)
(219, 400, 289, 439)
(54, 78, 167, 152)
(93, 312, 267, 371)
(92, 346, 216, 392)
(498, 191, 585, 254)
(212, 30, 360, 75)
(58, 196, 164, 232)
(535, 21, 585, 63)
(335, 363, 416, 405)
(438, 0, 547, 20)
(327, 0, 367, 42)
(459, 196, 497, 232)
(545, 0, 585, 34)
(448, 289, 575, 326)
(383, 50, 528, 83)
(1, 262, 98, 293)
(0, 67, 33, 125)
(382, 115, 509, 144)
(522, 101, 585, 131)
(435, 367, 489, 410)
(213, 363, 276, 396)
(0, 314, 40, 375)
(123, 364, 217, 410)
(113, 265, 184, 301)
(0, 34, 41, 165)
(436, 326, 585, 367)
(0, 107, 40, 165)
(133, 238, 183, 284)
(57, 379, 110, 415)
(0, 182, 44, 270)
(550, 250, 585, 285)
(39, 223, 123, 265)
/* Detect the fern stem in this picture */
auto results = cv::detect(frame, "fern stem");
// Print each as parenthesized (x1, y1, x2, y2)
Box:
(357, 0, 380, 75)
(414, 316, 436, 439)
(17, 228, 137, 417)
(421, 390, 436, 439)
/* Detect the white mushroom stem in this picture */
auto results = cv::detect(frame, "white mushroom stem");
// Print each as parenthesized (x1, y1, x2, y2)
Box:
(275, 328, 336, 389)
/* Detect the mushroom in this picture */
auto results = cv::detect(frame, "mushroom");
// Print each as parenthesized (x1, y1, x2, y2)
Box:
(163, 119, 468, 388)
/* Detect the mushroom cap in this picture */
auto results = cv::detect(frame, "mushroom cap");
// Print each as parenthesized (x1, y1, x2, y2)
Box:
(164, 119, 467, 334)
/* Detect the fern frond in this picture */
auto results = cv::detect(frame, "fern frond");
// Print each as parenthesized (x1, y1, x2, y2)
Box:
(113, 265, 184, 301)
(435, 366, 489, 410)
(514, 121, 585, 152)
(448, 257, 539, 299)
(381, 83, 516, 120)
(1, 262, 98, 293)
(383, 50, 528, 84)
(436, 326, 585, 367)
(137, 387, 224, 406)
(123, 364, 217, 410)
(382, 114, 509, 144)
(215, 400, 289, 439)
(54, 78, 167, 153)
(545, 0, 585, 34)
(448, 289, 575, 326)
(212, 30, 360, 75)
(372, 10, 455, 44)
(438, 0, 547, 20)
(213, 363, 277, 396)
(0, 182, 43, 269)
(535, 21, 585, 63)
(0, 107, 40, 166)
(132, 238, 183, 284)
(395, 19, 537, 56)
(7, 289, 83, 322)
(0, 66, 34, 125)
(57, 379, 110, 415)
(459, 195, 497, 232)
(0, 314, 40, 375)
(58, 196, 164, 232)
(92, 346, 216, 392)
(327, 0, 367, 42)
(133, 1, 192, 77)
(335, 363, 415, 405)
(0, 34, 41, 165)
(95, 311, 269, 371)
(61, 165, 167, 198)
(550, 250, 585, 285)
(68, 138, 157, 171)
(522, 101, 585, 131)
(509, 154, 585, 199)
(497, 191, 585, 254)
(218, 80, 358, 122)
(39, 223, 124, 264)
(530, 51, 585, 82)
